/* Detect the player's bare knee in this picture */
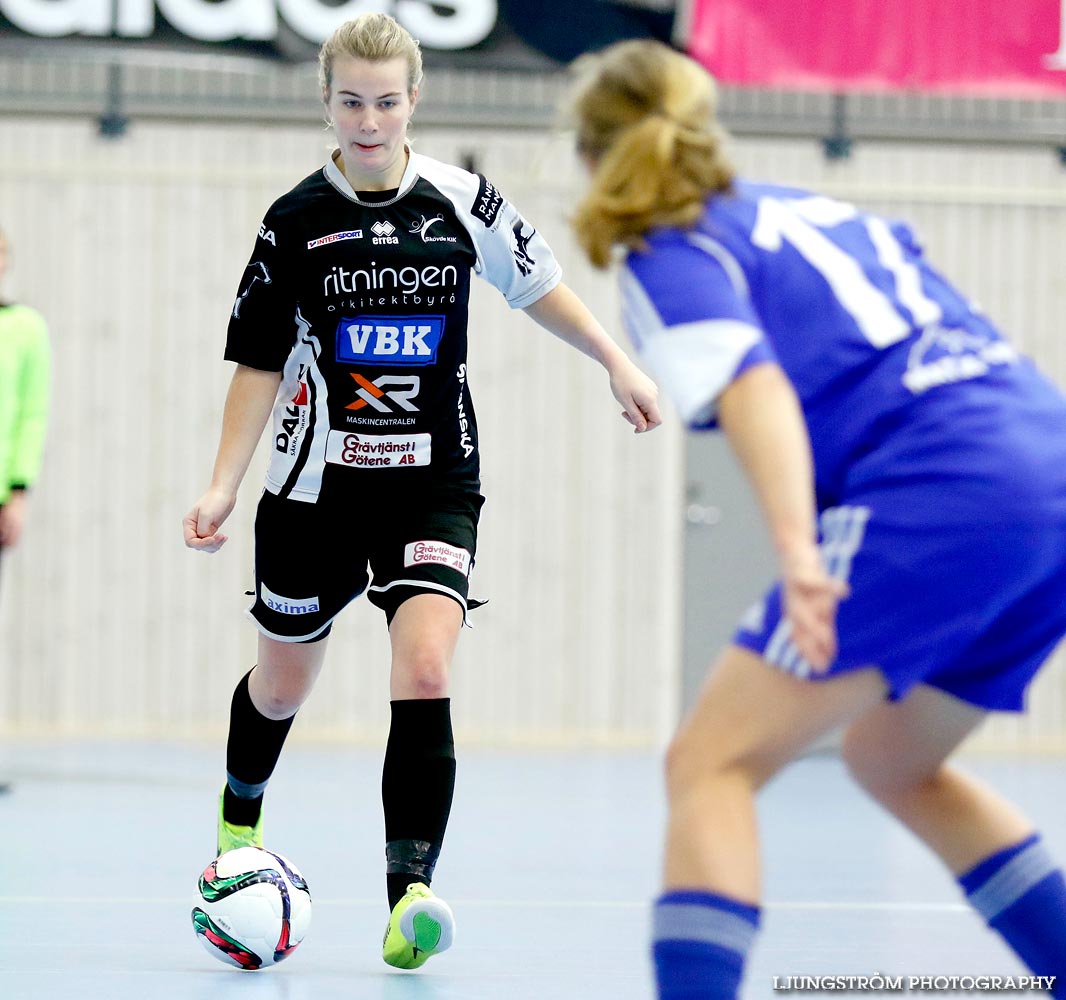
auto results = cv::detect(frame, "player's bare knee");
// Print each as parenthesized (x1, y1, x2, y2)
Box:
(664, 726, 738, 797)
(256, 686, 307, 720)
(841, 730, 883, 792)
(663, 736, 699, 799)
(406, 672, 449, 699)
(394, 651, 449, 699)
(251, 670, 313, 718)
(842, 732, 922, 803)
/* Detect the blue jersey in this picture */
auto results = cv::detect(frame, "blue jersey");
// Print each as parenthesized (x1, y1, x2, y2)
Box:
(622, 180, 1066, 524)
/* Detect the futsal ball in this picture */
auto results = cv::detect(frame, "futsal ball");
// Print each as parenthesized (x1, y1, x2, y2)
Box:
(192, 846, 312, 970)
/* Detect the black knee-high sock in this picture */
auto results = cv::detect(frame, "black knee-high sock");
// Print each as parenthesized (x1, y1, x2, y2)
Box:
(382, 698, 456, 909)
(223, 669, 296, 827)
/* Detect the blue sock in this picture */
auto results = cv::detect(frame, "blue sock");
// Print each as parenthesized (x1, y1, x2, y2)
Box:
(652, 889, 761, 1000)
(959, 834, 1066, 996)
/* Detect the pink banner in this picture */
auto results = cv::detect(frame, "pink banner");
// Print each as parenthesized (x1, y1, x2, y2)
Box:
(685, 0, 1066, 96)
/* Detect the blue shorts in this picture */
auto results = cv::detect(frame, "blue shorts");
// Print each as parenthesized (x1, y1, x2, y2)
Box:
(734, 503, 1066, 711)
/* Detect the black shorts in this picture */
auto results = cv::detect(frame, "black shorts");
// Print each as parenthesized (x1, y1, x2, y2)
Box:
(247, 487, 484, 642)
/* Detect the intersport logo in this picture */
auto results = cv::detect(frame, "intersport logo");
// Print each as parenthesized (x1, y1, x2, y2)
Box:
(307, 229, 362, 250)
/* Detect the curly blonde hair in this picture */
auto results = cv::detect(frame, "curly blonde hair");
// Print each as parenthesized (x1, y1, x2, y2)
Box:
(569, 40, 735, 268)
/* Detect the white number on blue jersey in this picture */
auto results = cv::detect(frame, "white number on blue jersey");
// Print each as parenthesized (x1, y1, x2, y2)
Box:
(751, 196, 942, 348)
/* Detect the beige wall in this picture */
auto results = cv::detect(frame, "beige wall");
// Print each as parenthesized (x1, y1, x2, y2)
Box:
(1, 116, 1064, 749)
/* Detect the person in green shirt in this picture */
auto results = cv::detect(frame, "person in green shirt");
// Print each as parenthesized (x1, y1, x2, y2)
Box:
(0, 226, 51, 593)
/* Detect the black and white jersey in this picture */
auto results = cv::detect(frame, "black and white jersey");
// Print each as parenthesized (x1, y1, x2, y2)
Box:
(225, 150, 562, 503)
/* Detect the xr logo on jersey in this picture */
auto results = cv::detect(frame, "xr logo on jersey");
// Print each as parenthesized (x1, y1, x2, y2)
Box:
(346, 373, 421, 412)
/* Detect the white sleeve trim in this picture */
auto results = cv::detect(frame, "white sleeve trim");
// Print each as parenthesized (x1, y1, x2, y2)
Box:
(410, 152, 562, 309)
(621, 266, 762, 426)
(503, 267, 563, 310)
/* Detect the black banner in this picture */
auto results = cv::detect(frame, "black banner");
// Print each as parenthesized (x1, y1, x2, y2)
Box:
(0, 0, 676, 68)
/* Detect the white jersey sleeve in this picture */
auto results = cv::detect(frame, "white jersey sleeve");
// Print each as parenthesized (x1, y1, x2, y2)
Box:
(621, 234, 777, 428)
(410, 153, 562, 309)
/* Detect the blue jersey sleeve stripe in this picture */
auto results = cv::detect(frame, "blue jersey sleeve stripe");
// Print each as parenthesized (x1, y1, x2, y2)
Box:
(626, 237, 759, 328)
(684, 232, 750, 298)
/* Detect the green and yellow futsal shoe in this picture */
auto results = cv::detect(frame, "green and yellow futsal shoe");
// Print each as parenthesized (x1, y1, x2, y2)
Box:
(216, 789, 264, 856)
(382, 882, 455, 969)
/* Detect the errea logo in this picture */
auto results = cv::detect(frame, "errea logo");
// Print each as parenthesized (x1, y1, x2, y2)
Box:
(371, 220, 399, 245)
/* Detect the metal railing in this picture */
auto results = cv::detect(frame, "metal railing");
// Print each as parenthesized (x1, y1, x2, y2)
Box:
(2, 42, 1066, 159)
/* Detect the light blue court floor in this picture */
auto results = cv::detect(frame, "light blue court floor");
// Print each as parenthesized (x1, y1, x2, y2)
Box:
(1, 742, 1063, 1000)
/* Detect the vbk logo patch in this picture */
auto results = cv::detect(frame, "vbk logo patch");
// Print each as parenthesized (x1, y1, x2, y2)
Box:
(336, 315, 445, 366)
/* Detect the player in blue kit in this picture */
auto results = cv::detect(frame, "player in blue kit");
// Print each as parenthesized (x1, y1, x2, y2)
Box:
(183, 13, 660, 971)
(568, 40, 1066, 999)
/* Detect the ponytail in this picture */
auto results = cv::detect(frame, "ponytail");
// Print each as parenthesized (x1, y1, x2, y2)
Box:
(569, 41, 734, 268)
